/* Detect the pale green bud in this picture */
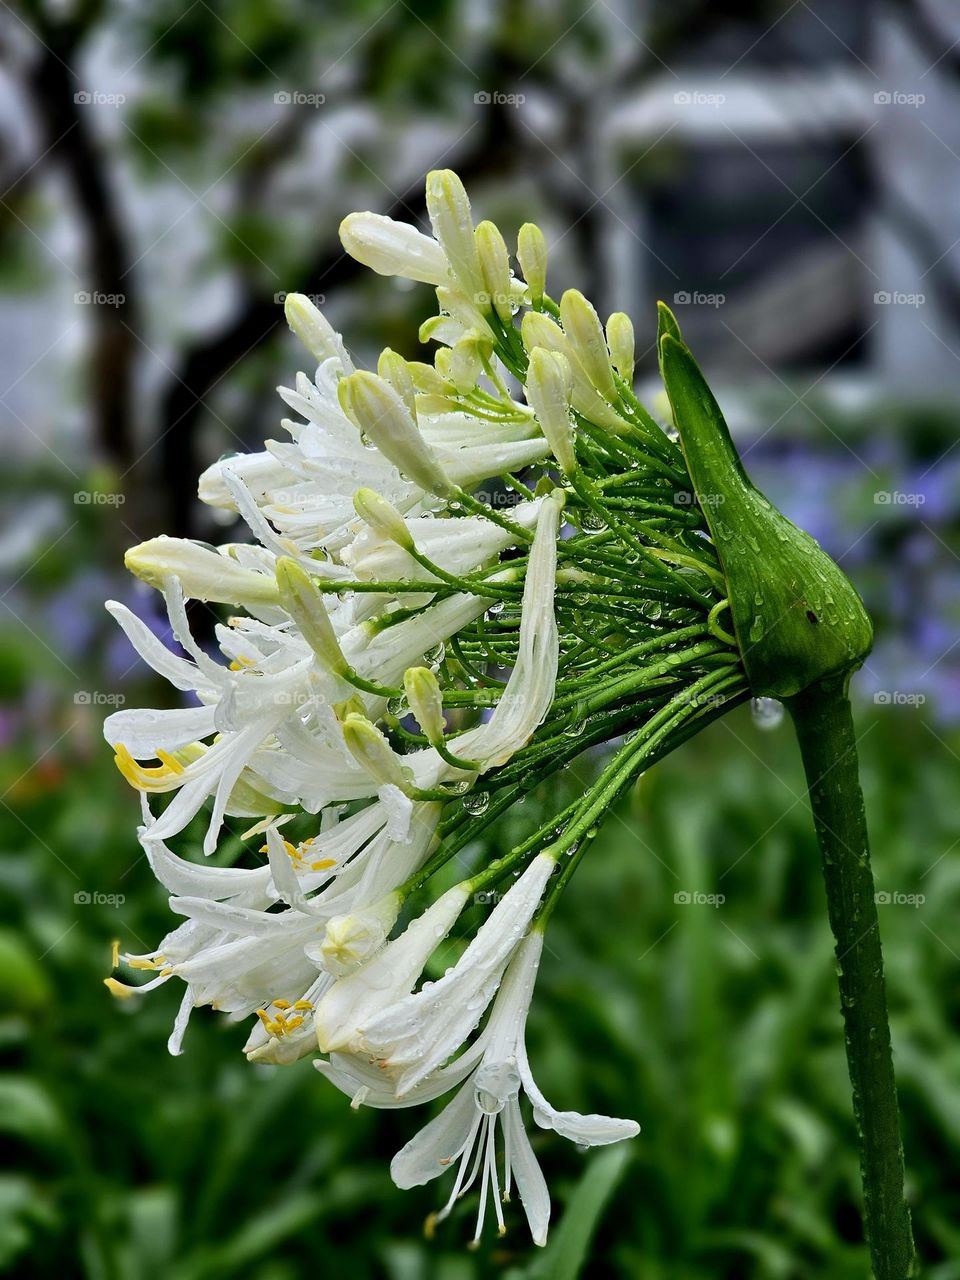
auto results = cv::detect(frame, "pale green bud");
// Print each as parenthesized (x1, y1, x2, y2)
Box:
(353, 488, 415, 551)
(560, 289, 617, 401)
(425, 169, 483, 297)
(475, 220, 513, 323)
(606, 312, 635, 384)
(283, 293, 342, 365)
(342, 713, 411, 792)
(517, 222, 547, 303)
(403, 666, 445, 744)
(275, 557, 348, 676)
(449, 335, 488, 394)
(377, 348, 417, 418)
(526, 348, 576, 473)
(338, 370, 452, 497)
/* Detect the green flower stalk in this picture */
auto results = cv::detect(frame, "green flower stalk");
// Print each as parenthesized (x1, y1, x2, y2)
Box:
(659, 305, 916, 1280)
(103, 170, 914, 1268)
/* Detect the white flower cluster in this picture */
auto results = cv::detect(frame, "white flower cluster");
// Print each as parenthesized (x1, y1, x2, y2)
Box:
(104, 169, 742, 1246)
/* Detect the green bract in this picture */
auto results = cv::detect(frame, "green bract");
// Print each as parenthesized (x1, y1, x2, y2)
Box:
(657, 303, 873, 698)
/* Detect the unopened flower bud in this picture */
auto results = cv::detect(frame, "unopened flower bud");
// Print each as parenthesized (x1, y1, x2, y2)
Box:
(657, 302, 873, 698)
(526, 348, 576, 473)
(606, 312, 635, 384)
(284, 293, 345, 365)
(353, 488, 415, 551)
(403, 666, 445, 744)
(560, 289, 617, 402)
(426, 169, 483, 298)
(517, 222, 547, 304)
(342, 713, 411, 791)
(125, 538, 279, 607)
(475, 220, 513, 323)
(275, 557, 348, 676)
(449, 335, 488, 394)
(338, 370, 452, 497)
(339, 212, 449, 285)
(377, 348, 418, 418)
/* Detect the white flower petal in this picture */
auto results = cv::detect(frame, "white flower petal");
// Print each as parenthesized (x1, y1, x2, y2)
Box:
(389, 1078, 479, 1188)
(505, 1096, 550, 1246)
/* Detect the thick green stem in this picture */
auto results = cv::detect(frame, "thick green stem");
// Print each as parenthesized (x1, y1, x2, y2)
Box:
(787, 677, 917, 1280)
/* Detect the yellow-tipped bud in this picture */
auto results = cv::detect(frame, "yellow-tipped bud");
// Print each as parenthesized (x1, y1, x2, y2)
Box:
(517, 222, 547, 304)
(353, 488, 415, 551)
(606, 312, 635, 384)
(338, 370, 452, 497)
(560, 289, 617, 401)
(425, 169, 482, 298)
(275, 557, 348, 676)
(526, 348, 576, 473)
(403, 666, 445, 744)
(341, 713, 411, 792)
(475, 220, 513, 323)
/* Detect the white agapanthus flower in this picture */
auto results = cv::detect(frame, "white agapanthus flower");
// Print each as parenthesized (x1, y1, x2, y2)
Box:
(105, 168, 748, 1247)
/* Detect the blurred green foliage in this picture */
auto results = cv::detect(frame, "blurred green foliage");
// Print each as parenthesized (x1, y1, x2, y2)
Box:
(3, 698, 958, 1278)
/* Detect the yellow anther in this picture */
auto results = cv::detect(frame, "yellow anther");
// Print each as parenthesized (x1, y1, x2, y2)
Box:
(129, 956, 160, 970)
(104, 978, 136, 1000)
(424, 1213, 438, 1241)
(293, 999, 314, 1011)
(111, 939, 120, 969)
(272, 999, 292, 1010)
(228, 654, 255, 670)
(286, 1016, 305, 1031)
(159, 968, 174, 977)
(311, 858, 336, 871)
(155, 750, 185, 775)
(113, 743, 185, 793)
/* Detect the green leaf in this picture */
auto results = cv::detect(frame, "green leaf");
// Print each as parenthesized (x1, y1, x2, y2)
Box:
(525, 1145, 632, 1280)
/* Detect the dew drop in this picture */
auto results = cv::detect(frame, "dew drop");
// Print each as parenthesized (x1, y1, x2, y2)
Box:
(751, 697, 784, 731)
(463, 791, 490, 816)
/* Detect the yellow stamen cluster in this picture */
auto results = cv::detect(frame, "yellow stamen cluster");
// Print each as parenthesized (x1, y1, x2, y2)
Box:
(255, 998, 314, 1038)
(259, 836, 336, 874)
